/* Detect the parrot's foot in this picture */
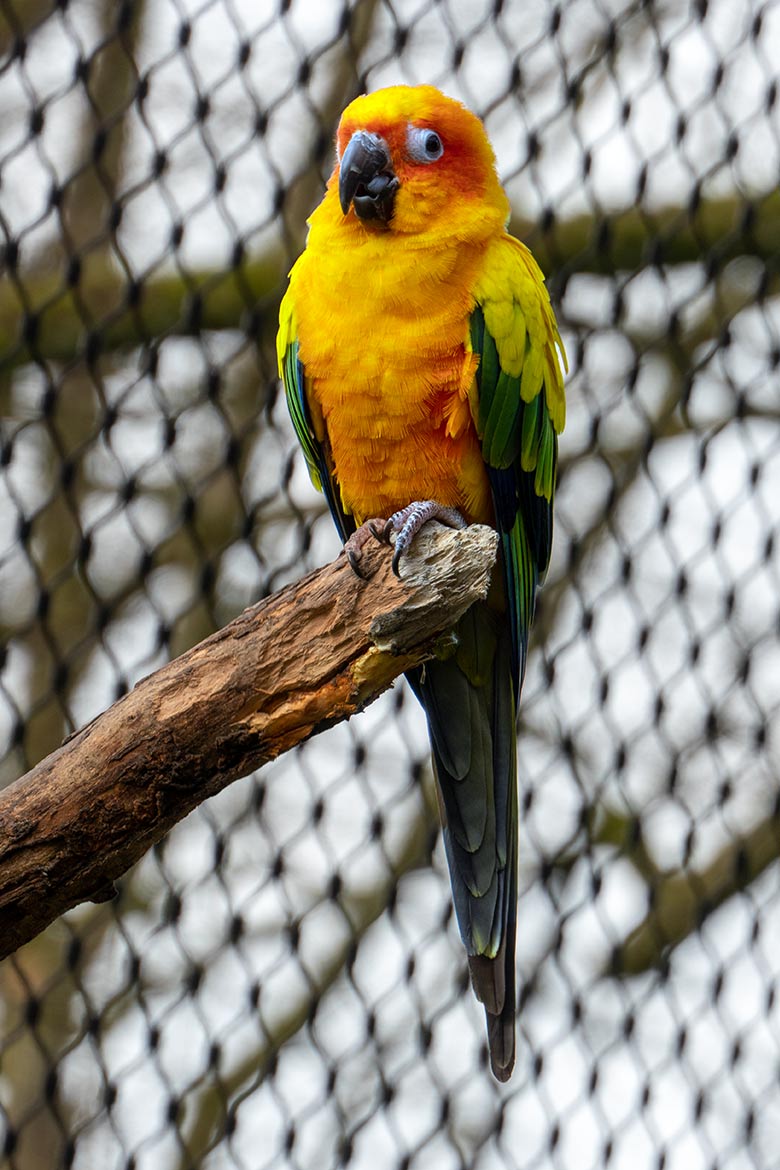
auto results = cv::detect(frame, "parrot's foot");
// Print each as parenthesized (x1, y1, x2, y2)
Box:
(344, 502, 466, 578)
(374, 500, 467, 577)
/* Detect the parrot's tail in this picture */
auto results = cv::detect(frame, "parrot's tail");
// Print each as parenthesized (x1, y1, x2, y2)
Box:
(467, 829, 517, 1081)
(407, 601, 518, 1081)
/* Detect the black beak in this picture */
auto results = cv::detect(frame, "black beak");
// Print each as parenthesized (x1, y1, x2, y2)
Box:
(338, 130, 399, 224)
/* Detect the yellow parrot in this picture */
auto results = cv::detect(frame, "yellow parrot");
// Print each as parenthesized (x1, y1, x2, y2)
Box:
(277, 85, 566, 1081)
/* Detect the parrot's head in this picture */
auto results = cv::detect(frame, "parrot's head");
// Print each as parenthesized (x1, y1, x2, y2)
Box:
(329, 86, 509, 238)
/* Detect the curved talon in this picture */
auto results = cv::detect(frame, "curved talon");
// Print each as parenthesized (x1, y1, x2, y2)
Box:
(345, 516, 395, 577)
(391, 546, 404, 577)
(367, 519, 392, 544)
(346, 547, 369, 579)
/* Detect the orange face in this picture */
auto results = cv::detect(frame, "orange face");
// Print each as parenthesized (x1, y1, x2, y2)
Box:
(332, 86, 509, 236)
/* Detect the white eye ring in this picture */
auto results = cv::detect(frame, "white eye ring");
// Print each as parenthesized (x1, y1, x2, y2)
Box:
(406, 126, 444, 163)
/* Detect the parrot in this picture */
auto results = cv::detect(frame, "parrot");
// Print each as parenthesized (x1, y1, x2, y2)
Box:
(277, 85, 566, 1082)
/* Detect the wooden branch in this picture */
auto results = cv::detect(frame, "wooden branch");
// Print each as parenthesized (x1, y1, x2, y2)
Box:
(0, 523, 498, 960)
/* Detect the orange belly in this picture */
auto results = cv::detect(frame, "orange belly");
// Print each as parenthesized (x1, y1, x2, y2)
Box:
(315, 362, 492, 524)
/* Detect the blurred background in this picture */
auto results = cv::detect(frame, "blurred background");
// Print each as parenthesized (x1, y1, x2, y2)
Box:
(1, 0, 779, 1167)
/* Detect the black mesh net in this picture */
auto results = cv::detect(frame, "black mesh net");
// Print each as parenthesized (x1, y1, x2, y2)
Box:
(2, 0, 780, 1166)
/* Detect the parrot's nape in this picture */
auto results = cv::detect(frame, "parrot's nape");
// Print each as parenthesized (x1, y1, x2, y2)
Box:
(277, 85, 567, 1081)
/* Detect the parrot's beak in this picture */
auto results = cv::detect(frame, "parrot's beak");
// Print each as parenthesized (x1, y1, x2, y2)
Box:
(338, 130, 399, 224)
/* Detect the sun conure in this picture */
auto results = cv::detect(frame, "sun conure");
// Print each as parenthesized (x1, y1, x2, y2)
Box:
(277, 84, 567, 1081)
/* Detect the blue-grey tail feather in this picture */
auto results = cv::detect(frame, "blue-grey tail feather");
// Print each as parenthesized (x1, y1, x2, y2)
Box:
(406, 599, 518, 1080)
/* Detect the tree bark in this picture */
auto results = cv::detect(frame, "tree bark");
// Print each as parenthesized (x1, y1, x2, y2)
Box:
(0, 523, 498, 960)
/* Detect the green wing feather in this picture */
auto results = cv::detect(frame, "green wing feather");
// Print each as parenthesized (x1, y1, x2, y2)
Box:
(283, 341, 321, 485)
(470, 243, 567, 701)
(277, 296, 354, 543)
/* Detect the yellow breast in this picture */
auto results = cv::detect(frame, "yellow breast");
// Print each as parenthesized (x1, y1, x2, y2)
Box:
(285, 218, 494, 525)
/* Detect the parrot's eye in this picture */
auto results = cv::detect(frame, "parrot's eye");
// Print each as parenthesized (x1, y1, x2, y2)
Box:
(407, 126, 445, 163)
(423, 132, 443, 157)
